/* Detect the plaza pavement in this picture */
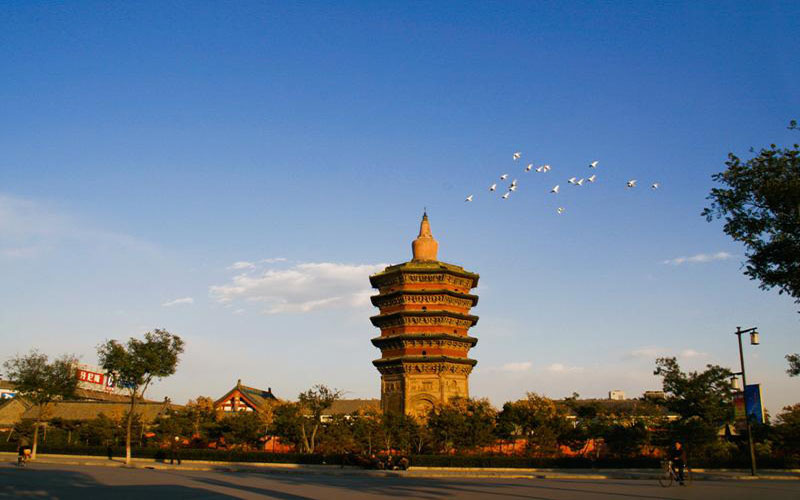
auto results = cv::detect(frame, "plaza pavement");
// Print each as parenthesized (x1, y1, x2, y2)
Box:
(2, 460, 800, 500)
(1, 451, 798, 481)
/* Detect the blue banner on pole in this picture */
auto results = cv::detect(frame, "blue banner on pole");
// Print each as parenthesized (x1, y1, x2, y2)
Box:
(744, 384, 764, 424)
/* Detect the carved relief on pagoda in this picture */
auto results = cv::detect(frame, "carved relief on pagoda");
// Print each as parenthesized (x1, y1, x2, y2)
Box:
(375, 315, 475, 329)
(376, 361, 474, 376)
(408, 378, 439, 393)
(442, 377, 466, 397)
(373, 294, 474, 309)
(373, 273, 474, 289)
(376, 338, 474, 351)
(382, 378, 405, 394)
(408, 393, 436, 419)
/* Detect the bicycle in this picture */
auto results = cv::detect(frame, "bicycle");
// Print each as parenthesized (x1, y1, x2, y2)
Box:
(658, 459, 692, 487)
(17, 448, 31, 467)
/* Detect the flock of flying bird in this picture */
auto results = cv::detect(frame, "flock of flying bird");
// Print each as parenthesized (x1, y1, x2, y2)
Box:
(464, 151, 660, 214)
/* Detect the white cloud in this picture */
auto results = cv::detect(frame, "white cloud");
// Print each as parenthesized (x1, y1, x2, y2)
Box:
(626, 346, 706, 360)
(162, 297, 194, 307)
(663, 252, 733, 266)
(0, 193, 157, 258)
(500, 361, 533, 373)
(227, 261, 256, 270)
(545, 363, 584, 373)
(627, 346, 666, 359)
(260, 257, 288, 264)
(680, 349, 706, 358)
(209, 261, 387, 314)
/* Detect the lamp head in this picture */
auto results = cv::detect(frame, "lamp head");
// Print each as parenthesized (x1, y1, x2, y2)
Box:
(750, 331, 760, 345)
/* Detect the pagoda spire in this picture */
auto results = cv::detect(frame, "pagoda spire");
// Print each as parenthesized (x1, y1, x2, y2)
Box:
(412, 211, 438, 261)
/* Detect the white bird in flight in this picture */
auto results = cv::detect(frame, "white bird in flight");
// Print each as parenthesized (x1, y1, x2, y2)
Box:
(465, 195, 473, 202)
(510, 179, 518, 187)
(551, 185, 560, 194)
(500, 174, 509, 180)
(509, 185, 517, 192)
(535, 165, 545, 173)
(588, 174, 597, 183)
(542, 164, 551, 172)
(568, 177, 577, 184)
(651, 182, 660, 190)
(489, 183, 497, 191)
(627, 179, 637, 188)
(502, 192, 511, 199)
(576, 178, 585, 186)
(557, 207, 565, 214)
(589, 160, 599, 168)
(525, 163, 533, 172)
(512, 152, 521, 160)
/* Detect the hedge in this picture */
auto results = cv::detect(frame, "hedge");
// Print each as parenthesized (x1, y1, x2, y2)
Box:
(0, 443, 795, 469)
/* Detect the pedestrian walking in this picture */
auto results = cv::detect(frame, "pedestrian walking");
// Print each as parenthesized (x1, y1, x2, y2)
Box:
(170, 436, 182, 465)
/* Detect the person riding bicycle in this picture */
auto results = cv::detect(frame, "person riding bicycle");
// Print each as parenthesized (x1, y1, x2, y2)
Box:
(17, 436, 32, 465)
(669, 441, 687, 485)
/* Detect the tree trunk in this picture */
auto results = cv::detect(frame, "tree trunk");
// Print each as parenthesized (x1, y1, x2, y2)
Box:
(125, 393, 138, 465)
(32, 404, 44, 460)
(32, 421, 39, 459)
(310, 423, 318, 454)
(300, 424, 310, 453)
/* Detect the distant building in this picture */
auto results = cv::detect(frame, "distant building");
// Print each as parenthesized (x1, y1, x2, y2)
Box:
(214, 380, 277, 413)
(20, 400, 178, 424)
(609, 390, 626, 400)
(0, 380, 16, 400)
(643, 390, 666, 401)
(302, 399, 381, 422)
(0, 397, 31, 431)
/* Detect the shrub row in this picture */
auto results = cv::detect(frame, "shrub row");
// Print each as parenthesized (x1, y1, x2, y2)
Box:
(0, 443, 795, 469)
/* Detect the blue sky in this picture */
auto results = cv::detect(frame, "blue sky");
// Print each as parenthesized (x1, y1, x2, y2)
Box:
(1, 1, 798, 414)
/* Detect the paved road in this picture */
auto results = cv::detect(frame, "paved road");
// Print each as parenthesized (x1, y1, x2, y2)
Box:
(2, 462, 798, 499)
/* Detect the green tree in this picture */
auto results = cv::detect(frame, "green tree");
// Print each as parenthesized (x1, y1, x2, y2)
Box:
(318, 414, 355, 455)
(602, 421, 650, 458)
(786, 354, 800, 377)
(2, 351, 78, 459)
(214, 412, 263, 448)
(97, 329, 185, 464)
(654, 357, 734, 453)
(351, 407, 381, 455)
(703, 122, 800, 308)
(496, 393, 570, 456)
(773, 404, 800, 460)
(296, 384, 342, 453)
(270, 402, 305, 451)
(427, 397, 496, 453)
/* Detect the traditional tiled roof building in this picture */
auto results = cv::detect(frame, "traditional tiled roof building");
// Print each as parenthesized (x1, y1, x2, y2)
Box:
(370, 213, 480, 417)
(214, 380, 277, 413)
(19, 400, 178, 423)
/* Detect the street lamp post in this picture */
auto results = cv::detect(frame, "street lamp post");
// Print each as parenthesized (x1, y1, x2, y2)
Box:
(734, 326, 759, 476)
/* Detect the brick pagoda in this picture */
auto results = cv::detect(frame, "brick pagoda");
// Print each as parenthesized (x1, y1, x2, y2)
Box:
(369, 213, 479, 417)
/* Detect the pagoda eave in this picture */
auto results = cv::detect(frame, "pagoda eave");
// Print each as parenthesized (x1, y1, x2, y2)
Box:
(370, 310, 479, 328)
(370, 289, 479, 308)
(373, 355, 477, 367)
(371, 333, 478, 349)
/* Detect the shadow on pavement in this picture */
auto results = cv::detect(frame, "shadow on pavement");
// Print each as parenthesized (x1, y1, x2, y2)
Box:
(0, 464, 239, 500)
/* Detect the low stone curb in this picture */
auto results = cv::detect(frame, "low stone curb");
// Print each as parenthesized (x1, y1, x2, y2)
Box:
(3, 453, 798, 481)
